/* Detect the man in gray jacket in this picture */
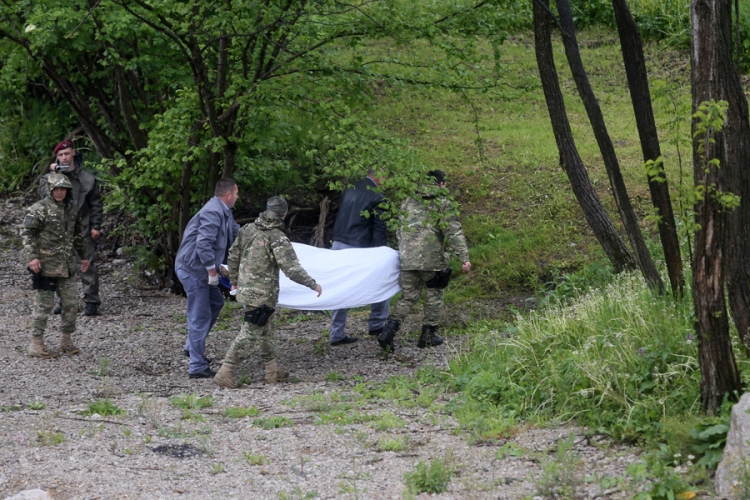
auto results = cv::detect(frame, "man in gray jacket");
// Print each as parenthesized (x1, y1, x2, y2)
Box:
(175, 179, 240, 379)
(39, 140, 103, 316)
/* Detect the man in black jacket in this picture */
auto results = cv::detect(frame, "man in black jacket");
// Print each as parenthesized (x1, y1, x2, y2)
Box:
(329, 169, 388, 346)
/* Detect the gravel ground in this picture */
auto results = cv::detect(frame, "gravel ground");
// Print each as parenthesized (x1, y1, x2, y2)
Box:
(0, 197, 648, 499)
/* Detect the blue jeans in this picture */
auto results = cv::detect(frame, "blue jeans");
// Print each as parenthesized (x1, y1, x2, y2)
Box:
(177, 268, 225, 374)
(329, 241, 389, 342)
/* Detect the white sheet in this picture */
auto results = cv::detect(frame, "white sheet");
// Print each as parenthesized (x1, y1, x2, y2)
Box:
(278, 243, 401, 310)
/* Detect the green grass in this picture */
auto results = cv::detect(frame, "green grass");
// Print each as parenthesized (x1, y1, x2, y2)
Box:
(169, 392, 214, 410)
(222, 406, 260, 419)
(81, 399, 126, 417)
(253, 416, 293, 429)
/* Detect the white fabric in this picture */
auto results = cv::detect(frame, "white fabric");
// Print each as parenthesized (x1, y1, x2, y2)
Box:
(278, 243, 401, 310)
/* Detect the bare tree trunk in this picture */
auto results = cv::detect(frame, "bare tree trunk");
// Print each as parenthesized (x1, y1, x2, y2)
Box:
(612, 0, 684, 297)
(533, 0, 636, 273)
(555, 0, 663, 291)
(691, 0, 743, 413)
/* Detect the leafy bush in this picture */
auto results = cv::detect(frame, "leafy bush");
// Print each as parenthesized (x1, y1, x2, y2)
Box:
(169, 392, 214, 410)
(81, 399, 126, 417)
(447, 272, 699, 442)
(222, 406, 260, 419)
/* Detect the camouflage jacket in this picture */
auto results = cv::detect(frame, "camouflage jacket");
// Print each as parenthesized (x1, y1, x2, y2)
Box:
(21, 192, 87, 278)
(228, 211, 317, 308)
(397, 187, 470, 271)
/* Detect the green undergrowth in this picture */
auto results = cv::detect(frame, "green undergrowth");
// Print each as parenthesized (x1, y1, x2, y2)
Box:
(447, 272, 700, 442)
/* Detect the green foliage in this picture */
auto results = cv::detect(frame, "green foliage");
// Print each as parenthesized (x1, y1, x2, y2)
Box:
(627, 450, 691, 500)
(36, 431, 65, 446)
(169, 392, 214, 410)
(534, 435, 583, 499)
(689, 397, 734, 468)
(324, 371, 346, 382)
(243, 451, 269, 465)
(375, 435, 409, 452)
(277, 487, 319, 500)
(446, 272, 699, 442)
(222, 406, 260, 419)
(253, 416, 293, 430)
(404, 454, 454, 495)
(90, 358, 112, 377)
(81, 399, 126, 417)
(27, 401, 46, 410)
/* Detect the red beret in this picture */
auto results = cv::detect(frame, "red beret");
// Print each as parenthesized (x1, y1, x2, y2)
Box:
(53, 140, 73, 154)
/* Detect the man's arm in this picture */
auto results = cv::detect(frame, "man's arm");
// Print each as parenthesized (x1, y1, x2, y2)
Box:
(73, 212, 88, 260)
(270, 235, 317, 291)
(87, 177, 103, 234)
(440, 198, 470, 265)
(21, 205, 44, 270)
(194, 208, 222, 274)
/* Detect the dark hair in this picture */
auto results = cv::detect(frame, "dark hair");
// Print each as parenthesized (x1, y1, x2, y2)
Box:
(215, 178, 237, 197)
(427, 169, 446, 185)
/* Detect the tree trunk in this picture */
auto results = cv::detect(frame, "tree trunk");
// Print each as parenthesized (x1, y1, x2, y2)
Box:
(691, 0, 743, 413)
(713, 0, 750, 354)
(555, 0, 663, 292)
(533, 0, 636, 273)
(612, 0, 684, 297)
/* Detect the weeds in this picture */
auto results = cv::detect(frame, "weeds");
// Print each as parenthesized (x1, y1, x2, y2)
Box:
(533, 435, 583, 499)
(90, 358, 112, 377)
(253, 416, 293, 429)
(277, 487, 318, 499)
(28, 401, 46, 410)
(404, 453, 454, 494)
(209, 462, 225, 474)
(37, 431, 65, 446)
(81, 399, 126, 417)
(325, 371, 345, 382)
(375, 435, 409, 452)
(222, 406, 259, 419)
(243, 451, 268, 465)
(169, 392, 214, 410)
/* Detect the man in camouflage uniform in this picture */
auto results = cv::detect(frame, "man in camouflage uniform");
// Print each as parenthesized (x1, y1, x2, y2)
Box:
(22, 174, 90, 358)
(39, 140, 103, 316)
(378, 170, 471, 352)
(214, 196, 322, 388)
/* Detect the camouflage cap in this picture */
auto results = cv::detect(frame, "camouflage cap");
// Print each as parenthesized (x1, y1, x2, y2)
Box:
(266, 196, 288, 219)
(47, 173, 72, 190)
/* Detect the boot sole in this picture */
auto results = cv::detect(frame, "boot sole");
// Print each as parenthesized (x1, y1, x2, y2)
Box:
(28, 353, 59, 359)
(60, 349, 80, 355)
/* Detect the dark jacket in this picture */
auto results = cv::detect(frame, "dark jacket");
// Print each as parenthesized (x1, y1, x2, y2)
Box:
(175, 196, 240, 282)
(332, 177, 386, 248)
(38, 158, 102, 233)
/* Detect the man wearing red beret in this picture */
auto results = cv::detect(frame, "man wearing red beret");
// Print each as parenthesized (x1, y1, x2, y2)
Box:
(38, 140, 103, 316)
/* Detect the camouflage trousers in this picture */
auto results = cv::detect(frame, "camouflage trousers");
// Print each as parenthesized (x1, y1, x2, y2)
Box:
(223, 315, 276, 365)
(78, 236, 100, 305)
(33, 275, 78, 337)
(390, 270, 444, 327)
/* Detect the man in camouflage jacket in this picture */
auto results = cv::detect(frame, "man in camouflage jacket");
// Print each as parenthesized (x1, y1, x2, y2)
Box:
(22, 174, 90, 358)
(38, 140, 103, 316)
(214, 196, 322, 388)
(378, 170, 471, 352)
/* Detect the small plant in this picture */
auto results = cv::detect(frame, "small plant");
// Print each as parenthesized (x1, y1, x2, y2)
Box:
(370, 411, 406, 431)
(169, 392, 214, 410)
(243, 451, 268, 465)
(81, 399, 126, 417)
(123, 428, 131, 438)
(28, 401, 46, 410)
(325, 371, 345, 382)
(209, 462, 225, 474)
(627, 450, 691, 500)
(314, 337, 327, 356)
(181, 409, 205, 422)
(253, 416, 293, 429)
(404, 454, 453, 494)
(144, 434, 152, 444)
(37, 431, 65, 446)
(376, 435, 408, 452)
(91, 358, 112, 377)
(222, 406, 260, 419)
(197, 435, 214, 456)
(534, 435, 583, 499)
(277, 487, 318, 499)
(1, 405, 21, 412)
(496, 442, 525, 460)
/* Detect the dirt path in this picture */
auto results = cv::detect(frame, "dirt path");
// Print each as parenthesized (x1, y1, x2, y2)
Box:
(0, 198, 640, 500)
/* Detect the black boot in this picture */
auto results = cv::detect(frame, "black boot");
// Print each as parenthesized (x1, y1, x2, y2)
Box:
(378, 319, 400, 352)
(417, 325, 443, 348)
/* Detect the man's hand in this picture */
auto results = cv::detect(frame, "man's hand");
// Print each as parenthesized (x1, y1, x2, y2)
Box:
(91, 229, 101, 240)
(81, 260, 90, 273)
(29, 259, 41, 273)
(49, 164, 57, 172)
(208, 273, 219, 286)
(462, 261, 471, 272)
(315, 284, 323, 297)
